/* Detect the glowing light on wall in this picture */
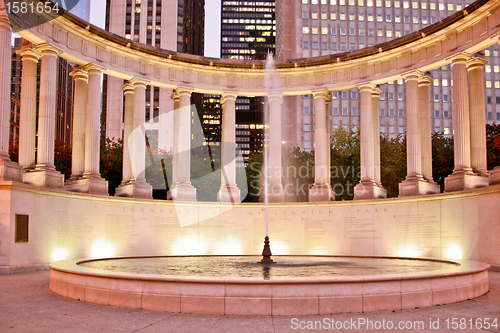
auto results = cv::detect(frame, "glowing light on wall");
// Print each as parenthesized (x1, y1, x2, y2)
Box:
(269, 242, 287, 255)
(397, 244, 421, 257)
(90, 239, 116, 258)
(171, 236, 205, 255)
(51, 248, 69, 262)
(215, 238, 243, 255)
(444, 244, 463, 260)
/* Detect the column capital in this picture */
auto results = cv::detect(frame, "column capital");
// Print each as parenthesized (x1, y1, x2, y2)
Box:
(417, 75, 433, 86)
(171, 90, 180, 101)
(70, 68, 89, 82)
(0, 6, 12, 31)
(15, 48, 40, 62)
(371, 87, 382, 97)
(467, 56, 488, 70)
(312, 90, 329, 99)
(122, 82, 135, 93)
(356, 82, 376, 92)
(130, 77, 150, 88)
(267, 93, 283, 104)
(325, 94, 332, 105)
(447, 52, 472, 65)
(83, 63, 107, 74)
(402, 70, 423, 81)
(35, 43, 63, 56)
(175, 86, 194, 97)
(221, 92, 238, 104)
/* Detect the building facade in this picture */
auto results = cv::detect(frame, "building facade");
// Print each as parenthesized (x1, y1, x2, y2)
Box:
(103, 0, 204, 153)
(278, 0, 499, 150)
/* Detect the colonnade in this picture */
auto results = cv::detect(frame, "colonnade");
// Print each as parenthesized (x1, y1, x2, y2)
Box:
(0, 12, 498, 201)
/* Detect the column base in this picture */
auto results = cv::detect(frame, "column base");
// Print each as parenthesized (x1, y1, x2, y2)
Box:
(266, 184, 285, 203)
(217, 185, 241, 204)
(170, 183, 197, 201)
(115, 180, 153, 199)
(445, 171, 490, 192)
(399, 177, 440, 197)
(65, 175, 109, 195)
(23, 167, 64, 188)
(309, 184, 334, 202)
(490, 167, 500, 185)
(0, 159, 23, 182)
(354, 181, 387, 200)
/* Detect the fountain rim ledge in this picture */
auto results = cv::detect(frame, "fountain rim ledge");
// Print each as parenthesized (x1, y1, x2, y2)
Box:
(49, 255, 490, 284)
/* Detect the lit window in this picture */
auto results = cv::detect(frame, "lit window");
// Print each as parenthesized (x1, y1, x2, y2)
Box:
(312, 28, 318, 34)
(457, 5, 462, 11)
(386, 30, 392, 37)
(444, 127, 450, 135)
(331, 0, 337, 4)
(377, 29, 383, 37)
(358, 0, 364, 5)
(322, 27, 328, 34)
(359, 28, 365, 36)
(394, 0, 400, 8)
(433, 79, 439, 86)
(397, 79, 403, 85)
(439, 3, 444, 10)
(403, 1, 409, 9)
(434, 94, 439, 102)
(358, 14, 364, 21)
(495, 82, 500, 89)
(486, 65, 491, 73)
(349, 13, 355, 20)
(340, 13, 346, 20)
(448, 4, 453, 11)
(339, 0, 345, 4)
(395, 30, 401, 37)
(421, 2, 426, 9)
(377, 14, 382, 22)
(321, 12, 327, 19)
(494, 66, 499, 73)
(368, 14, 374, 22)
(422, 17, 427, 24)
(331, 13, 337, 20)
(349, 0, 355, 4)
(302, 0, 308, 3)
(412, 1, 418, 9)
(303, 27, 309, 34)
(486, 81, 492, 88)
(386, 15, 391, 22)
(385, 0, 391, 7)
(321, 0, 327, 3)
(430, 2, 435, 10)
(367, 0, 373, 6)
(395, 15, 400, 23)
(442, 79, 448, 86)
(312, 0, 318, 3)
(413, 16, 418, 24)
(312, 12, 318, 19)
(376, 0, 382, 7)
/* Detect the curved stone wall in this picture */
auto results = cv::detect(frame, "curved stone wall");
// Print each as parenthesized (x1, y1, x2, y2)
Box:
(7, 0, 500, 95)
(1, 182, 499, 274)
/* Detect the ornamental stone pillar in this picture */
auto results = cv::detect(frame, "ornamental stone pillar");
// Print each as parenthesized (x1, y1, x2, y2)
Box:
(23, 43, 64, 188)
(170, 90, 181, 189)
(371, 87, 383, 186)
(267, 93, 285, 202)
(16, 45, 40, 170)
(418, 74, 436, 184)
(399, 72, 440, 196)
(116, 78, 153, 198)
(0, 8, 22, 181)
(120, 83, 134, 185)
(68, 68, 88, 179)
(467, 57, 489, 177)
(445, 53, 489, 191)
(309, 91, 333, 202)
(218, 93, 241, 203)
(66, 65, 108, 194)
(354, 83, 386, 199)
(170, 87, 197, 201)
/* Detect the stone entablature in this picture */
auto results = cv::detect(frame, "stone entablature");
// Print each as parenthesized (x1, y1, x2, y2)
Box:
(8, 0, 500, 96)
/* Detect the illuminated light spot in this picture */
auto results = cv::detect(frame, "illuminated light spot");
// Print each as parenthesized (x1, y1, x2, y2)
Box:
(171, 236, 205, 255)
(91, 239, 115, 259)
(51, 248, 69, 262)
(215, 239, 243, 255)
(444, 244, 463, 260)
(397, 244, 421, 257)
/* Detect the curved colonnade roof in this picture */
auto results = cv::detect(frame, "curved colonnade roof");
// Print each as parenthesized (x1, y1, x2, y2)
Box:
(7, 0, 500, 96)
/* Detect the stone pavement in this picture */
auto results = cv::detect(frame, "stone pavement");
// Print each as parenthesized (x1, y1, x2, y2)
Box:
(0, 270, 499, 333)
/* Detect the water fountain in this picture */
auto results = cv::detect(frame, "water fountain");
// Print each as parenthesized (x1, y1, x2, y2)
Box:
(48, 53, 490, 315)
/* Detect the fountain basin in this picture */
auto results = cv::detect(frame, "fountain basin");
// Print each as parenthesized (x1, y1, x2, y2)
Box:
(49, 256, 490, 315)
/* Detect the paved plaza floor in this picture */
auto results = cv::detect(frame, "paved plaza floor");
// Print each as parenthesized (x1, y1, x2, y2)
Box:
(0, 270, 499, 333)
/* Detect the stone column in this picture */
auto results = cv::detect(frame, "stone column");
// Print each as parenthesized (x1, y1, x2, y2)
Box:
(66, 65, 108, 194)
(23, 43, 64, 188)
(399, 72, 440, 196)
(170, 87, 196, 201)
(0, 7, 22, 181)
(121, 83, 135, 184)
(354, 83, 386, 199)
(309, 91, 333, 202)
(418, 74, 437, 184)
(267, 93, 285, 202)
(117, 78, 153, 198)
(16, 46, 40, 170)
(218, 93, 241, 203)
(445, 53, 489, 191)
(467, 57, 489, 176)
(171, 90, 180, 188)
(68, 68, 88, 179)
(371, 87, 383, 185)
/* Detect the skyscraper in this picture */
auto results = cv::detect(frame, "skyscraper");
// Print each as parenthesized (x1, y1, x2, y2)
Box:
(103, 0, 204, 153)
(277, 0, 499, 150)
